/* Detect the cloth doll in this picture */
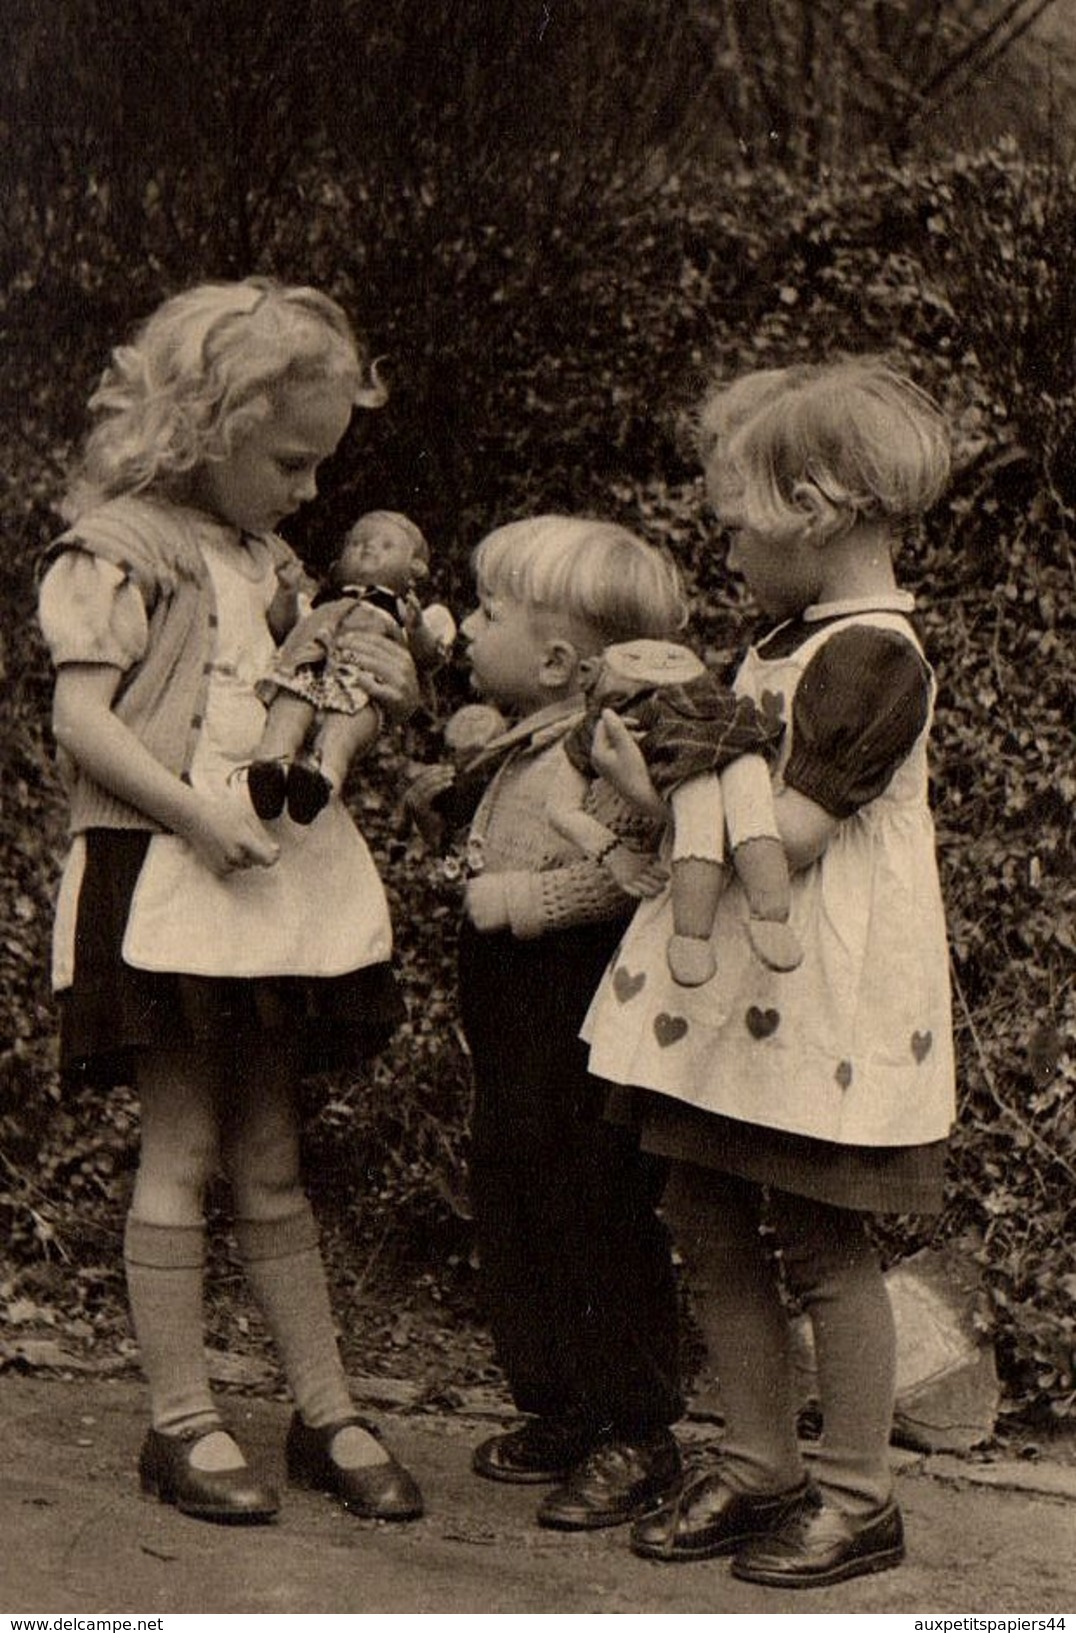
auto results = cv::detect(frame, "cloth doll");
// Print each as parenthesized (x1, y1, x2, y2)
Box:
(250, 511, 455, 823)
(553, 639, 802, 985)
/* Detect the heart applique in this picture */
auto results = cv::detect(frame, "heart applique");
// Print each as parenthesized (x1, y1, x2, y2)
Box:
(612, 965, 646, 1004)
(759, 689, 786, 728)
(745, 1006, 780, 1040)
(835, 1060, 853, 1089)
(654, 1013, 688, 1047)
(911, 1030, 933, 1063)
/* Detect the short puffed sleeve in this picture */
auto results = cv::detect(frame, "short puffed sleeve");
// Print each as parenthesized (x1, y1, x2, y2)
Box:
(38, 551, 150, 670)
(782, 626, 931, 817)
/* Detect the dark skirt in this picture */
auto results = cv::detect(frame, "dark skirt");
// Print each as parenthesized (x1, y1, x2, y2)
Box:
(611, 1086, 947, 1216)
(57, 829, 404, 1090)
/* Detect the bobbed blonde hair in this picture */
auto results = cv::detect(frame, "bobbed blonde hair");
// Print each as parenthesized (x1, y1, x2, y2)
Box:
(700, 359, 950, 546)
(62, 277, 386, 521)
(472, 515, 688, 652)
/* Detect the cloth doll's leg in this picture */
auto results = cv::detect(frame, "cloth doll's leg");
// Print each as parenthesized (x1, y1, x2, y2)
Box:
(667, 774, 725, 986)
(721, 755, 802, 972)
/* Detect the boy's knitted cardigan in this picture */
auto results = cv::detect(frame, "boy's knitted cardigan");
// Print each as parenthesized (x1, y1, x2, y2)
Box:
(466, 702, 661, 939)
(43, 495, 303, 834)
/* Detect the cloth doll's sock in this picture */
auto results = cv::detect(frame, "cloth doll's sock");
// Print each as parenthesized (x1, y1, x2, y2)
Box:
(123, 1215, 225, 1446)
(237, 1208, 386, 1466)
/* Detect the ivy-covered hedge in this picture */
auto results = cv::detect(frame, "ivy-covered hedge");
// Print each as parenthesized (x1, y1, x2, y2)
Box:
(1, 144, 1072, 1417)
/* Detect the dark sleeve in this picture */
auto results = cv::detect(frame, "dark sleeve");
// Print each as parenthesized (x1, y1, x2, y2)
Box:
(782, 627, 932, 818)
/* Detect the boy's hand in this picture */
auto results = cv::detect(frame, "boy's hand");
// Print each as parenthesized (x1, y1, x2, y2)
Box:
(592, 709, 665, 821)
(403, 763, 455, 848)
(464, 873, 510, 932)
(605, 848, 670, 899)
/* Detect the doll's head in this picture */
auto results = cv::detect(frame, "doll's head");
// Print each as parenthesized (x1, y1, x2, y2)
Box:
(332, 511, 430, 594)
(589, 639, 707, 708)
(62, 277, 386, 522)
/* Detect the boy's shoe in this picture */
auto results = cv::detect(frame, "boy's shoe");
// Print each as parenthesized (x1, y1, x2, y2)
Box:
(138, 1425, 280, 1524)
(246, 758, 288, 820)
(472, 1417, 599, 1485)
(536, 1430, 682, 1530)
(631, 1469, 812, 1561)
(731, 1494, 905, 1588)
(286, 760, 333, 824)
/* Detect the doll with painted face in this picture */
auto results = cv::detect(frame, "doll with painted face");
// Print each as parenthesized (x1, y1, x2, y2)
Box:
(251, 510, 455, 822)
(553, 638, 802, 985)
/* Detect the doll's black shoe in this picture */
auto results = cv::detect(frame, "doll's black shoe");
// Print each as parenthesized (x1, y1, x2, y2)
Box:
(286, 760, 333, 824)
(138, 1425, 280, 1524)
(246, 758, 288, 820)
(285, 1412, 424, 1520)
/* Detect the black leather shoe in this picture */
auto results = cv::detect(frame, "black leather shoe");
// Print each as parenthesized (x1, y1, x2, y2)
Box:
(286, 761, 332, 824)
(631, 1469, 812, 1561)
(472, 1418, 598, 1485)
(732, 1495, 905, 1587)
(247, 759, 288, 820)
(138, 1426, 280, 1524)
(286, 1412, 424, 1520)
(537, 1431, 682, 1531)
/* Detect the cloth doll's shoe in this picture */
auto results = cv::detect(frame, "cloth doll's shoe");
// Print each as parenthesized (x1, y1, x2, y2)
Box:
(138, 1425, 280, 1524)
(286, 760, 333, 824)
(246, 759, 288, 820)
(285, 1412, 424, 1520)
(667, 933, 717, 987)
(747, 916, 803, 973)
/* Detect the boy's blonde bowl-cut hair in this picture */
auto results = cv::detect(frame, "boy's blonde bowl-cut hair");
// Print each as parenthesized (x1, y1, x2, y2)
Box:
(473, 516, 689, 652)
(700, 358, 951, 547)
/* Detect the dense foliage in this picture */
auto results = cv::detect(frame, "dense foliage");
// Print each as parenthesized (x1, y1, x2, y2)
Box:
(1, 2, 1073, 1419)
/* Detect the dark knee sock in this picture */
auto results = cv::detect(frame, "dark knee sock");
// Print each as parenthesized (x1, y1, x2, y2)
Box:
(123, 1215, 219, 1436)
(236, 1207, 353, 1430)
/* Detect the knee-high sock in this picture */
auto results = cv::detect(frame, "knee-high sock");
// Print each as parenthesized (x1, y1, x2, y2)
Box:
(123, 1215, 219, 1436)
(235, 1207, 353, 1430)
(663, 1167, 804, 1495)
(772, 1192, 896, 1516)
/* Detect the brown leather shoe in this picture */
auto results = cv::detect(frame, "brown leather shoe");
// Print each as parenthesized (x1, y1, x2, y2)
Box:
(631, 1469, 812, 1561)
(286, 1412, 424, 1520)
(732, 1495, 905, 1587)
(537, 1431, 682, 1531)
(138, 1426, 280, 1524)
(472, 1418, 598, 1485)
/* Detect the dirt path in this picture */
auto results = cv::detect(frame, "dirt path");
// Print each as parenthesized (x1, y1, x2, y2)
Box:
(1, 1376, 1074, 1615)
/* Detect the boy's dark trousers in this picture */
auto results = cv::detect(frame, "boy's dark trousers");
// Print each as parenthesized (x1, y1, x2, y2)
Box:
(458, 917, 683, 1438)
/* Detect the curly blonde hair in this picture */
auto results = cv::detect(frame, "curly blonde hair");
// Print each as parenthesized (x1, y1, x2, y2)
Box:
(62, 278, 386, 521)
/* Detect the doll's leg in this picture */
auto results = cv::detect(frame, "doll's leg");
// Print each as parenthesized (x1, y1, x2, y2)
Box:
(721, 755, 802, 972)
(249, 693, 316, 819)
(667, 775, 725, 985)
(285, 705, 380, 824)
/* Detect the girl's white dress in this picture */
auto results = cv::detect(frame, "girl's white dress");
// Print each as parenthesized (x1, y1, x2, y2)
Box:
(582, 597, 956, 1151)
(45, 522, 392, 990)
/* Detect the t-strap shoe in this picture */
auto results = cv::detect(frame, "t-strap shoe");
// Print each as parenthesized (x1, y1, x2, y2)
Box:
(138, 1425, 280, 1524)
(286, 1412, 424, 1520)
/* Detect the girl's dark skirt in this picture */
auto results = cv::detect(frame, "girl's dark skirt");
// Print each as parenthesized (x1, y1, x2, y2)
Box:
(57, 830, 404, 1090)
(610, 1086, 947, 1216)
